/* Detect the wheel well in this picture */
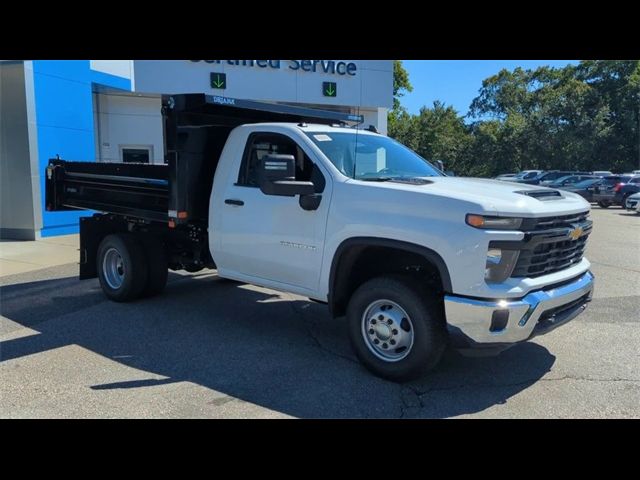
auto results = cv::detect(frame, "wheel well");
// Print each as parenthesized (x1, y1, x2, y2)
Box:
(329, 239, 450, 317)
(79, 215, 129, 280)
(79, 214, 213, 279)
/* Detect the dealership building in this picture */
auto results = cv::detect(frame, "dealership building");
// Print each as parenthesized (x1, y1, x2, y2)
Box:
(0, 60, 393, 239)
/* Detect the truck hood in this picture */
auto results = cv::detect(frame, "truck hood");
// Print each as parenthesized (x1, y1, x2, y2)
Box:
(349, 176, 591, 217)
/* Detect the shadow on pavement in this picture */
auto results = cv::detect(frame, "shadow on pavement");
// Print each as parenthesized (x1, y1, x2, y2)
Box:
(0, 272, 555, 418)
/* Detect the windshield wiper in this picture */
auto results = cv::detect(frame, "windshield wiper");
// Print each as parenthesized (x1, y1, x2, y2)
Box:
(357, 176, 433, 185)
(358, 177, 393, 182)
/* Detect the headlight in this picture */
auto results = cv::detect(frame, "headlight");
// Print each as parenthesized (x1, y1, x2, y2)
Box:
(485, 248, 520, 283)
(466, 214, 523, 230)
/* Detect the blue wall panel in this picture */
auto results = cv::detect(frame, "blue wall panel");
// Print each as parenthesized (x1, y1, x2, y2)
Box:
(91, 70, 131, 91)
(32, 60, 131, 237)
(33, 76, 95, 132)
(33, 60, 92, 80)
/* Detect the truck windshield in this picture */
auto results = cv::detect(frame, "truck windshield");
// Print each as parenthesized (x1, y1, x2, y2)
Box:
(305, 132, 443, 181)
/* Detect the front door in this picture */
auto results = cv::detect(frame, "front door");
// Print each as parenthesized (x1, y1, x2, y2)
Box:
(216, 132, 331, 293)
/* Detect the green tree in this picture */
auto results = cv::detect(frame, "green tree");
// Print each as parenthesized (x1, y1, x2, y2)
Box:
(575, 60, 640, 172)
(388, 108, 419, 150)
(392, 60, 413, 111)
(468, 60, 640, 174)
(388, 61, 414, 141)
(413, 101, 472, 173)
(388, 60, 640, 177)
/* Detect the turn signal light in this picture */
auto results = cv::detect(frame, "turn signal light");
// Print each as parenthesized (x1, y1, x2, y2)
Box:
(466, 214, 523, 230)
(466, 214, 485, 227)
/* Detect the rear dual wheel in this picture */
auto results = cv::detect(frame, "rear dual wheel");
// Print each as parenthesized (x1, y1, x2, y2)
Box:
(97, 233, 168, 302)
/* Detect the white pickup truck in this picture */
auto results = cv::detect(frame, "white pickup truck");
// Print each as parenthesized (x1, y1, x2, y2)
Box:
(46, 94, 595, 381)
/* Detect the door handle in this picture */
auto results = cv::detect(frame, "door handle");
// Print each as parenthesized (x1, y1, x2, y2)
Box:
(225, 199, 244, 206)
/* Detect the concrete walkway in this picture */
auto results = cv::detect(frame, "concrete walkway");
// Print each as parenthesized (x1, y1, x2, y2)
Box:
(0, 235, 79, 277)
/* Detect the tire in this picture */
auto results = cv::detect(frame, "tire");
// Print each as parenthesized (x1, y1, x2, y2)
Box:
(598, 201, 609, 208)
(141, 236, 168, 297)
(346, 275, 447, 382)
(97, 234, 149, 302)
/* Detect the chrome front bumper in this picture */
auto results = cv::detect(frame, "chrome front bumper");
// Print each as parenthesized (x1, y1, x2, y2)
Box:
(444, 271, 594, 347)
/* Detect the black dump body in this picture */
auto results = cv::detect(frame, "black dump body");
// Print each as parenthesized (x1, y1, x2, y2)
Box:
(46, 161, 169, 221)
(46, 93, 363, 228)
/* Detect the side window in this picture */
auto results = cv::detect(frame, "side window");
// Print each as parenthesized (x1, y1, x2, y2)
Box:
(237, 133, 325, 192)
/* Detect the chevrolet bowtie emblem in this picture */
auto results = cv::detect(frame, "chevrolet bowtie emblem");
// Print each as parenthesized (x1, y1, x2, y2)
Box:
(569, 225, 583, 241)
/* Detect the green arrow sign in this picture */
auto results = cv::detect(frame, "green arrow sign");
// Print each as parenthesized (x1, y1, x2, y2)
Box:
(210, 72, 227, 89)
(323, 82, 337, 97)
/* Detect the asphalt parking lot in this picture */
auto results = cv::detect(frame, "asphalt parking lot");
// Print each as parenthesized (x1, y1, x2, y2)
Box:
(1, 207, 639, 418)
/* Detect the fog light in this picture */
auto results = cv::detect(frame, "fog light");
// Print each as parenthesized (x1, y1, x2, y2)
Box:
(485, 249, 520, 283)
(490, 309, 509, 332)
(487, 248, 502, 265)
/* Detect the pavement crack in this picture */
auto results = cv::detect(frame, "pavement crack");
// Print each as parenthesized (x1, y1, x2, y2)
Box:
(539, 375, 640, 384)
(404, 375, 640, 410)
(285, 299, 358, 365)
(399, 385, 424, 418)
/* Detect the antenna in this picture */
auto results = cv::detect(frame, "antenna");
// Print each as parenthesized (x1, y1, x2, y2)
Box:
(352, 105, 360, 179)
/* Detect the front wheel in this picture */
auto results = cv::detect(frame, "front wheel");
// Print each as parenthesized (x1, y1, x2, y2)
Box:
(598, 201, 610, 208)
(347, 275, 447, 382)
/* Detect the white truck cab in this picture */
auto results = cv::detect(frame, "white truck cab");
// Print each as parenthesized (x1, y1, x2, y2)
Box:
(46, 95, 594, 381)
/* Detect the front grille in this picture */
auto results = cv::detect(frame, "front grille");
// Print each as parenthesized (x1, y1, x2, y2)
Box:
(520, 211, 590, 231)
(511, 211, 592, 278)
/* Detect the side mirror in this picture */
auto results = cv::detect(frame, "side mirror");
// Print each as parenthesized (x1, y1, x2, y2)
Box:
(445, 170, 455, 177)
(258, 154, 315, 197)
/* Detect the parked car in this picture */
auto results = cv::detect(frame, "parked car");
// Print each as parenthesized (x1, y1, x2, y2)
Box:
(614, 177, 640, 207)
(546, 175, 597, 188)
(592, 171, 613, 177)
(510, 170, 543, 181)
(591, 175, 638, 207)
(559, 178, 604, 202)
(541, 171, 594, 186)
(514, 170, 576, 185)
(625, 192, 640, 213)
(495, 173, 517, 181)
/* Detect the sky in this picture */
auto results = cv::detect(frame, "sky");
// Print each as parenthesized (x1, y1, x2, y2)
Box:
(401, 60, 579, 117)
